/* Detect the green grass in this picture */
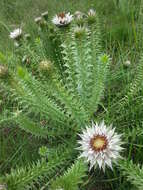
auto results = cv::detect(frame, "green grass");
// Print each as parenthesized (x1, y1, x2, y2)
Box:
(0, 0, 140, 51)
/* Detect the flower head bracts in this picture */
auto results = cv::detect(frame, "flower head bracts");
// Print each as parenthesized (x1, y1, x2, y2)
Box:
(78, 121, 123, 171)
(88, 9, 96, 17)
(74, 26, 88, 38)
(52, 12, 73, 27)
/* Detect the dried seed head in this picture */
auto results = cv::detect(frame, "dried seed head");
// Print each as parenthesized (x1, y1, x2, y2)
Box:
(100, 54, 110, 64)
(124, 60, 131, 67)
(88, 9, 96, 16)
(39, 60, 53, 72)
(0, 65, 8, 78)
(74, 11, 85, 25)
(39, 146, 49, 157)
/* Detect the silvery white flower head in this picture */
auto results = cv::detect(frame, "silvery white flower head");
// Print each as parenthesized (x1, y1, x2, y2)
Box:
(88, 9, 96, 16)
(78, 121, 123, 171)
(52, 12, 73, 27)
(9, 28, 22, 40)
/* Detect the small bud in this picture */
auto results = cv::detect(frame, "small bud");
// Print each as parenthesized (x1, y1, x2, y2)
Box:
(41, 11, 48, 20)
(100, 54, 109, 64)
(87, 9, 96, 24)
(0, 65, 8, 78)
(39, 60, 53, 72)
(74, 26, 88, 38)
(124, 60, 131, 67)
(74, 11, 85, 25)
(88, 9, 96, 16)
(39, 146, 49, 157)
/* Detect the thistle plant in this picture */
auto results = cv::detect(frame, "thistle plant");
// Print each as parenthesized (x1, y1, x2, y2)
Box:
(52, 12, 73, 27)
(78, 121, 123, 171)
(0, 10, 125, 190)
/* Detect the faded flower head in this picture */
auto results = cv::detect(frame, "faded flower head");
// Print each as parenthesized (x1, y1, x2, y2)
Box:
(39, 146, 49, 157)
(74, 26, 88, 38)
(78, 121, 123, 171)
(87, 9, 96, 24)
(9, 28, 22, 40)
(88, 9, 96, 16)
(124, 60, 131, 67)
(52, 12, 73, 27)
(74, 11, 84, 20)
(100, 54, 110, 64)
(39, 60, 53, 72)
